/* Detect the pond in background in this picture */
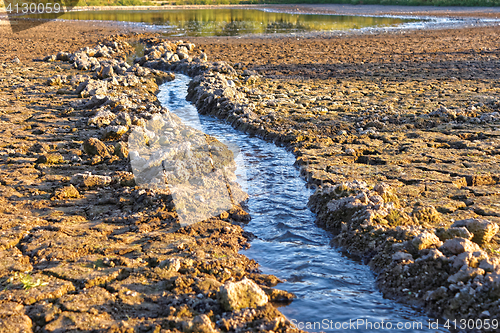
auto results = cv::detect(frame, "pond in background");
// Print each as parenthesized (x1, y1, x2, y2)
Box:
(25, 9, 421, 36)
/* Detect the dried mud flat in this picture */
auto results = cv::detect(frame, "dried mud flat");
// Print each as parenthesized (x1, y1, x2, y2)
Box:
(0, 15, 499, 333)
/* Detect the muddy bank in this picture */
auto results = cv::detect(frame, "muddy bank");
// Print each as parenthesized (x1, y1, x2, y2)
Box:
(0, 32, 301, 332)
(137, 26, 500, 328)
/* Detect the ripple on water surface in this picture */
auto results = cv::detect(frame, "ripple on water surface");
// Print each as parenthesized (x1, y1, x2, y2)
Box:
(158, 74, 447, 333)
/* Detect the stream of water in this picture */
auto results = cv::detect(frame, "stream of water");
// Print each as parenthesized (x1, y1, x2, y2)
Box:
(158, 74, 446, 333)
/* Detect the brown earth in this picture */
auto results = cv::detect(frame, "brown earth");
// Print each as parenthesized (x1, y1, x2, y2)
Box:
(1, 13, 500, 333)
(0, 20, 298, 333)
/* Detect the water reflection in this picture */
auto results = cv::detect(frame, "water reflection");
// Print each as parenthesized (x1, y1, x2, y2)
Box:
(26, 9, 419, 36)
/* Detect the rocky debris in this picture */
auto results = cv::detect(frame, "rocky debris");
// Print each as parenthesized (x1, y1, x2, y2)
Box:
(71, 172, 111, 188)
(82, 138, 111, 158)
(440, 237, 482, 255)
(45, 75, 65, 86)
(429, 105, 458, 120)
(412, 231, 443, 251)
(56, 51, 71, 61)
(111, 171, 135, 187)
(436, 226, 474, 241)
(76, 79, 107, 98)
(183, 314, 217, 333)
(96, 64, 114, 79)
(128, 112, 246, 226)
(412, 205, 442, 225)
(87, 109, 116, 128)
(101, 125, 128, 140)
(113, 142, 128, 159)
(218, 278, 269, 311)
(35, 153, 64, 165)
(392, 251, 413, 261)
(43, 54, 56, 62)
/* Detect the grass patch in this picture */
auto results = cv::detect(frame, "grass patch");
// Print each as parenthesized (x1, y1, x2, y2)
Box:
(384, 209, 413, 227)
(7, 272, 48, 291)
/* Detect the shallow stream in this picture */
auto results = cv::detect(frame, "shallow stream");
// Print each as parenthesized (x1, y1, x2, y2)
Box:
(158, 74, 447, 333)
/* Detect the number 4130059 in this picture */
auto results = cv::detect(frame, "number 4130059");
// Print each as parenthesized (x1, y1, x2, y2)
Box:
(443, 318, 498, 330)
(5, 2, 61, 14)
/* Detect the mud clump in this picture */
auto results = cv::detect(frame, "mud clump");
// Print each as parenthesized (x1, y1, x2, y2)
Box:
(218, 278, 269, 311)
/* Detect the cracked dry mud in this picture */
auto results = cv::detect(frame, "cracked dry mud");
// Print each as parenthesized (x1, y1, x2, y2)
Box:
(0, 15, 500, 333)
(0, 22, 298, 333)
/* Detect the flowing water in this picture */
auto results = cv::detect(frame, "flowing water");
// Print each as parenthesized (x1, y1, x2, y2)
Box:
(158, 74, 447, 332)
(26, 8, 421, 36)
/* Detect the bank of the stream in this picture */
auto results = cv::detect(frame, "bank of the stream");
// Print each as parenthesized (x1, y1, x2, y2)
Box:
(132, 28, 500, 329)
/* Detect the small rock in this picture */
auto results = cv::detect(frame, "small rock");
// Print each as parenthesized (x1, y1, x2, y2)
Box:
(52, 185, 80, 200)
(425, 286, 448, 301)
(412, 231, 443, 251)
(392, 251, 413, 261)
(440, 237, 482, 255)
(43, 54, 57, 62)
(183, 314, 216, 333)
(114, 142, 129, 159)
(76, 79, 108, 98)
(112, 171, 135, 187)
(88, 110, 116, 128)
(71, 172, 112, 188)
(82, 138, 111, 158)
(159, 258, 181, 272)
(56, 51, 71, 61)
(218, 278, 268, 311)
(436, 227, 473, 241)
(36, 153, 64, 165)
(96, 65, 114, 79)
(447, 266, 485, 284)
(102, 125, 128, 140)
(412, 205, 441, 224)
(46, 75, 64, 86)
